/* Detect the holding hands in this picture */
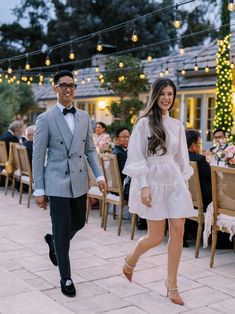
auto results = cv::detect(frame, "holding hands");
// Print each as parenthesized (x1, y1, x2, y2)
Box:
(98, 180, 107, 193)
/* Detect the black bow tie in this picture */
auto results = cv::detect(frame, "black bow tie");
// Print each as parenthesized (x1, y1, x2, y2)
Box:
(63, 106, 76, 115)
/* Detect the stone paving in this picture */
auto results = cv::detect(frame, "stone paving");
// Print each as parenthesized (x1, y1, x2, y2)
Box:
(0, 188, 235, 314)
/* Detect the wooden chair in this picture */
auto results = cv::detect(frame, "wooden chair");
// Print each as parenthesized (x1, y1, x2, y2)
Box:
(210, 165, 235, 268)
(187, 161, 204, 258)
(10, 143, 21, 197)
(86, 164, 105, 227)
(16, 145, 32, 208)
(100, 153, 136, 236)
(0, 141, 10, 195)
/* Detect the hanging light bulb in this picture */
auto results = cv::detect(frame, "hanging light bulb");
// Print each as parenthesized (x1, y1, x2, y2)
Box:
(95, 58, 100, 72)
(96, 34, 103, 52)
(0, 78, 2, 83)
(73, 69, 78, 75)
(119, 62, 124, 68)
(69, 43, 75, 60)
(228, 0, 235, 11)
(181, 68, 186, 75)
(27, 81, 31, 85)
(147, 54, 152, 62)
(194, 57, 199, 71)
(39, 74, 44, 82)
(131, 23, 138, 42)
(25, 54, 30, 70)
(205, 60, 210, 73)
(139, 73, 146, 79)
(230, 56, 234, 69)
(45, 54, 51, 66)
(165, 63, 169, 75)
(7, 66, 13, 74)
(99, 73, 104, 80)
(173, 5, 181, 28)
(81, 78, 85, 84)
(16, 80, 20, 85)
(179, 41, 185, 55)
(87, 77, 91, 83)
(100, 78, 104, 84)
(160, 70, 164, 78)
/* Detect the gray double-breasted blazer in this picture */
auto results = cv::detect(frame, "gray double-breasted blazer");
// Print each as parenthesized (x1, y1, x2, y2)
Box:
(32, 105, 103, 198)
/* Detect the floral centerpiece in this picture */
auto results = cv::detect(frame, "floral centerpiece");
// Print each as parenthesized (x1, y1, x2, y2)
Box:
(223, 145, 235, 167)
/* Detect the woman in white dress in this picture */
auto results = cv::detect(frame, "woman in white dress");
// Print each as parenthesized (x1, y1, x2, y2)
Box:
(122, 78, 195, 306)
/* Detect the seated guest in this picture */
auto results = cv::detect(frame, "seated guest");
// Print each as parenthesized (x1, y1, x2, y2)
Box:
(186, 129, 212, 210)
(113, 127, 147, 230)
(23, 125, 35, 167)
(112, 127, 130, 187)
(0, 120, 23, 154)
(186, 129, 233, 249)
(93, 122, 111, 153)
(184, 129, 212, 247)
(210, 128, 228, 155)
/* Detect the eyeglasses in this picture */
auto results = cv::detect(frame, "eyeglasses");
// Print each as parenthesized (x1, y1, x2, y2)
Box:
(56, 83, 77, 90)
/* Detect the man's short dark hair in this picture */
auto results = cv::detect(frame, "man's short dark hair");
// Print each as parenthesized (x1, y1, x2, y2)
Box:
(114, 127, 130, 137)
(185, 129, 200, 148)
(213, 128, 226, 136)
(54, 70, 74, 85)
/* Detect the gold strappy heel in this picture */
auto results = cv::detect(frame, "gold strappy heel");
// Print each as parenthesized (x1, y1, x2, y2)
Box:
(165, 281, 184, 305)
(122, 256, 135, 282)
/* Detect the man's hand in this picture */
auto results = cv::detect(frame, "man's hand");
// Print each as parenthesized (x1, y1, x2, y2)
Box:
(141, 187, 152, 207)
(36, 195, 48, 209)
(97, 180, 107, 193)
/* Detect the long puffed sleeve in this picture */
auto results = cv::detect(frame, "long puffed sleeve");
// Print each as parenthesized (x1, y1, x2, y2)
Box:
(174, 122, 194, 182)
(123, 118, 149, 187)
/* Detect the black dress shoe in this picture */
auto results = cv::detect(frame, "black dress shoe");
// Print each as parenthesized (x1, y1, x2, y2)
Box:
(44, 234, 58, 266)
(60, 278, 76, 297)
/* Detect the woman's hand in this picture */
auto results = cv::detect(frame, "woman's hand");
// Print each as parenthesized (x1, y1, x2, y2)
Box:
(141, 187, 152, 207)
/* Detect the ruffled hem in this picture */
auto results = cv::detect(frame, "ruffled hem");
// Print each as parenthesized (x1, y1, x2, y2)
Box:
(123, 160, 149, 178)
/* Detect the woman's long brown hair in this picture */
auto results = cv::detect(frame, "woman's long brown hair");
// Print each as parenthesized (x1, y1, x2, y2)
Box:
(137, 78, 176, 155)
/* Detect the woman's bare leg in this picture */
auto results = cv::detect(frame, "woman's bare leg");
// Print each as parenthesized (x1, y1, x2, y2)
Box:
(127, 219, 166, 268)
(166, 218, 185, 299)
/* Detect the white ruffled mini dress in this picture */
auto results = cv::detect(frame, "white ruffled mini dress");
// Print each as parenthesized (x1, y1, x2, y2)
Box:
(123, 114, 195, 220)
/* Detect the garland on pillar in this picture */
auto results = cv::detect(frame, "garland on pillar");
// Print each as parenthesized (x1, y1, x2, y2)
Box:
(214, 34, 234, 141)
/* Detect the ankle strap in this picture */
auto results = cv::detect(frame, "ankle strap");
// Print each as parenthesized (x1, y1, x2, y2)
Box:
(168, 287, 178, 291)
(125, 258, 135, 269)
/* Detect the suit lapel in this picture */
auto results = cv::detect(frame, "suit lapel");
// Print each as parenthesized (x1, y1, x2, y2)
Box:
(69, 111, 82, 155)
(54, 106, 73, 152)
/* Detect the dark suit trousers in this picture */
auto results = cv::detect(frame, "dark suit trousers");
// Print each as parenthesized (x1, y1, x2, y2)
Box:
(49, 194, 87, 280)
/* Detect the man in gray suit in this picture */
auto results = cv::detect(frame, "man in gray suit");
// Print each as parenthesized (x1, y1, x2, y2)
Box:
(33, 70, 106, 297)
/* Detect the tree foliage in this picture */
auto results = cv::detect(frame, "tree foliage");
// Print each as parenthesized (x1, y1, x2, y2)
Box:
(0, 0, 217, 70)
(101, 54, 148, 126)
(0, 82, 36, 134)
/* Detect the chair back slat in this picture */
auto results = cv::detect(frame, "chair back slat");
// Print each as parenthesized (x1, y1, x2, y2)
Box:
(16, 146, 32, 177)
(11, 143, 21, 171)
(99, 153, 123, 196)
(0, 141, 8, 165)
(189, 161, 203, 211)
(211, 166, 235, 214)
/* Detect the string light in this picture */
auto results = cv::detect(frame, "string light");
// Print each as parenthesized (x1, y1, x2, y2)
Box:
(25, 54, 31, 70)
(230, 55, 234, 69)
(179, 38, 185, 55)
(7, 62, 13, 74)
(131, 23, 138, 42)
(205, 60, 210, 73)
(95, 58, 100, 72)
(147, 54, 152, 62)
(165, 62, 169, 75)
(119, 61, 124, 68)
(194, 57, 199, 71)
(45, 51, 51, 66)
(173, 4, 181, 28)
(69, 43, 75, 60)
(228, 0, 235, 12)
(139, 73, 146, 79)
(96, 34, 103, 52)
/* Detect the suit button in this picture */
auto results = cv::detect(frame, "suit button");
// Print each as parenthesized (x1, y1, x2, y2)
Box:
(83, 139, 85, 142)
(80, 170, 82, 172)
(68, 156, 71, 159)
(60, 141, 63, 144)
(79, 155, 82, 158)
(65, 171, 68, 174)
